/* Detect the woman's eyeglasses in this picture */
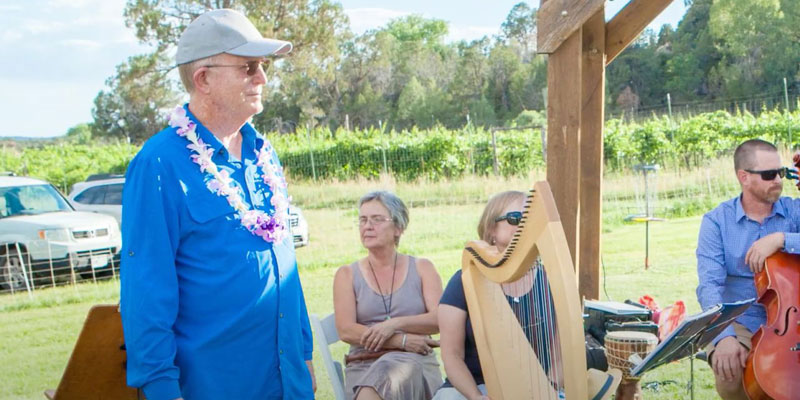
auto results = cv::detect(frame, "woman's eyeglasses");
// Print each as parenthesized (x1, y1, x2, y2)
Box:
(358, 215, 393, 226)
(494, 211, 523, 226)
(203, 59, 270, 76)
(745, 167, 788, 181)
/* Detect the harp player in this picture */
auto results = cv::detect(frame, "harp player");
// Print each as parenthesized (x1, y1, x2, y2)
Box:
(433, 191, 621, 400)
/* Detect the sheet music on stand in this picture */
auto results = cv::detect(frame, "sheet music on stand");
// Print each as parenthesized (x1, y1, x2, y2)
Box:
(631, 298, 754, 376)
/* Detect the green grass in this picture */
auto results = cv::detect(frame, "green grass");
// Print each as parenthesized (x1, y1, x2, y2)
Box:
(1, 170, 749, 400)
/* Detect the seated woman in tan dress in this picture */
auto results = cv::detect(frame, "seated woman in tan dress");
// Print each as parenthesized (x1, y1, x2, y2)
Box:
(333, 191, 444, 400)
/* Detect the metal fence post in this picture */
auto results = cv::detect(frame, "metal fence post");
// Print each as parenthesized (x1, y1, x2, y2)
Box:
(667, 93, 673, 118)
(89, 249, 97, 284)
(14, 243, 33, 299)
(785, 77, 792, 147)
(306, 125, 317, 181)
(380, 120, 388, 175)
(491, 128, 499, 176)
(47, 240, 56, 288)
(110, 250, 118, 282)
(68, 252, 77, 287)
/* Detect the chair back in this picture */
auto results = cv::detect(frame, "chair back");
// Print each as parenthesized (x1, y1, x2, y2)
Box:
(46, 304, 138, 400)
(310, 313, 347, 400)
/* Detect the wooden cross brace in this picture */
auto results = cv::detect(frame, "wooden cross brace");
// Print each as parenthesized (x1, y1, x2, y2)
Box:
(537, 0, 673, 300)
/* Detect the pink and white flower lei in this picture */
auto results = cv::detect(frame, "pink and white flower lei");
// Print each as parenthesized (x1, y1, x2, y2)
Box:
(169, 106, 290, 243)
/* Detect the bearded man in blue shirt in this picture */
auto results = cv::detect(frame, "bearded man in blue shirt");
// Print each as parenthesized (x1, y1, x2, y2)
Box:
(696, 138, 800, 400)
(120, 9, 315, 400)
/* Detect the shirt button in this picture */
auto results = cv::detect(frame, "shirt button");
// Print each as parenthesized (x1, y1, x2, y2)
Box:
(279, 313, 284, 318)
(128, 251, 134, 257)
(279, 349, 284, 355)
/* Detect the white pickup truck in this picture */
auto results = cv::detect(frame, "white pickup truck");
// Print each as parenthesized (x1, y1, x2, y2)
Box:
(0, 176, 121, 291)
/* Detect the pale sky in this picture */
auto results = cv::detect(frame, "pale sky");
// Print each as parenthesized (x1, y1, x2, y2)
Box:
(0, 1, 686, 138)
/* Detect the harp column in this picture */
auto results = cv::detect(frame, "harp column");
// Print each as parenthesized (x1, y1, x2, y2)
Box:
(538, 0, 674, 300)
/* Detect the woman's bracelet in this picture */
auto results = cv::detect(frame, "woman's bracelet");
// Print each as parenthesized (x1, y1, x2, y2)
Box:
(401, 333, 407, 350)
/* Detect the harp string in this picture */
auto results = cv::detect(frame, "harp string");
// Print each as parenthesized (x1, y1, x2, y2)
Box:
(501, 258, 565, 399)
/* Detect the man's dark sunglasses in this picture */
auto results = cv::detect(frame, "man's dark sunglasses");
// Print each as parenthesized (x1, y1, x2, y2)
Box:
(495, 211, 523, 226)
(745, 167, 788, 181)
(204, 59, 270, 76)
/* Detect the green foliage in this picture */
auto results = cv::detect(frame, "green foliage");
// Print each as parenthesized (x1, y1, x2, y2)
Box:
(1, 142, 137, 193)
(3, 108, 800, 189)
(64, 123, 93, 145)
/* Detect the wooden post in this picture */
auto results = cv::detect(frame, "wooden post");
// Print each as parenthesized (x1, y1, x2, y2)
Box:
(578, 9, 606, 300)
(546, 30, 582, 270)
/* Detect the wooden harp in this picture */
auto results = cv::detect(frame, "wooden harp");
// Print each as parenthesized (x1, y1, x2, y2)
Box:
(462, 181, 589, 399)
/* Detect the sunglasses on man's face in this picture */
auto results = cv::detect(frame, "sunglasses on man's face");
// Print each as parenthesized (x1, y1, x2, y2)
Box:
(203, 59, 270, 76)
(494, 211, 523, 226)
(745, 167, 787, 181)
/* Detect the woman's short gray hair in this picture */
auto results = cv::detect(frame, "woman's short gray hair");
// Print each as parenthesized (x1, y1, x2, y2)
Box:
(358, 191, 409, 232)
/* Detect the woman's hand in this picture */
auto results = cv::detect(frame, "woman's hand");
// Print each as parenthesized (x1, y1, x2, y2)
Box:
(360, 319, 398, 351)
(402, 334, 439, 355)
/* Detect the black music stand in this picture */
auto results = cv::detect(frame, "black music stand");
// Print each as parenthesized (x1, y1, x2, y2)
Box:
(629, 299, 754, 400)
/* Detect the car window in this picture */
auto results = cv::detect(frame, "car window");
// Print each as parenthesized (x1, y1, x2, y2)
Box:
(0, 184, 72, 217)
(74, 185, 106, 205)
(104, 183, 123, 205)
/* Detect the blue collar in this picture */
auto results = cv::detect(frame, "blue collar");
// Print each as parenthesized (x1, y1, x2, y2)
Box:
(734, 194, 785, 222)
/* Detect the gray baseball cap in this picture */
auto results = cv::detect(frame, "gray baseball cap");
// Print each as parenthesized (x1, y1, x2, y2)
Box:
(176, 9, 292, 65)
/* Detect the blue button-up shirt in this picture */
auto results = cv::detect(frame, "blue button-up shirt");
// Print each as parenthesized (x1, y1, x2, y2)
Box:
(120, 105, 313, 400)
(696, 195, 800, 345)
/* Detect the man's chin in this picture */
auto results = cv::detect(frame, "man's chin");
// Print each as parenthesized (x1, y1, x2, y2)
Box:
(767, 192, 782, 203)
(249, 101, 264, 115)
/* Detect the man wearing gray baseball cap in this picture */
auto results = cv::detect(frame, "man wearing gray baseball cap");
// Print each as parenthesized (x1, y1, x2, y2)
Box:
(120, 8, 315, 400)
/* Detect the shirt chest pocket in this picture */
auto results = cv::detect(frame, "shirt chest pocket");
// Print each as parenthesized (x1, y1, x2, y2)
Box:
(185, 188, 238, 224)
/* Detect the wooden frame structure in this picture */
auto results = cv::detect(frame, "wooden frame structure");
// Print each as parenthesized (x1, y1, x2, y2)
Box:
(538, 0, 673, 299)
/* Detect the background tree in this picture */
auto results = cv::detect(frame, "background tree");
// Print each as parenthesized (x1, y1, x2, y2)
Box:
(708, 0, 800, 98)
(91, 53, 179, 142)
(89, 0, 799, 141)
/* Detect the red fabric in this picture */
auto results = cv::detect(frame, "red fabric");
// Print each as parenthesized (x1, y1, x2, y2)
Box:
(638, 295, 661, 323)
(657, 300, 687, 342)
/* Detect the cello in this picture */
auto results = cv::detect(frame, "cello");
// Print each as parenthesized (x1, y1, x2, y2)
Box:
(742, 162, 800, 400)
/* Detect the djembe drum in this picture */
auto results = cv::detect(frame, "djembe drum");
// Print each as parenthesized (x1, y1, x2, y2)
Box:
(604, 330, 658, 381)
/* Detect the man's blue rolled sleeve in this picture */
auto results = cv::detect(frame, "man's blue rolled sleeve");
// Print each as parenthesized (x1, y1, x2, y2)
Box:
(120, 153, 182, 400)
(299, 286, 313, 361)
(784, 232, 800, 253)
(143, 378, 182, 400)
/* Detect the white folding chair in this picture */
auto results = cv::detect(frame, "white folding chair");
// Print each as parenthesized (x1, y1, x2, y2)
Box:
(310, 313, 347, 400)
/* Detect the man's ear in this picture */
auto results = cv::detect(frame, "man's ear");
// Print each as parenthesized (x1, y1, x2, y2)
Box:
(736, 169, 749, 185)
(193, 67, 212, 94)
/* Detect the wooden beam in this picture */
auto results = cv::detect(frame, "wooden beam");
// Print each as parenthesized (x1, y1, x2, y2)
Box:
(537, 0, 603, 54)
(546, 29, 582, 270)
(606, 0, 673, 64)
(579, 9, 605, 301)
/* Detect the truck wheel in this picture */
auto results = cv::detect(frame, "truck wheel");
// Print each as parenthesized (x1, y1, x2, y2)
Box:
(1, 248, 28, 291)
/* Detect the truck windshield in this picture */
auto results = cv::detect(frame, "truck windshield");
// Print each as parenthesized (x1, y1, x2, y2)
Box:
(0, 184, 73, 218)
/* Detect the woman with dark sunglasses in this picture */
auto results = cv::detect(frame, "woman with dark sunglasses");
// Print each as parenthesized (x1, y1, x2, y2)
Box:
(433, 191, 623, 400)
